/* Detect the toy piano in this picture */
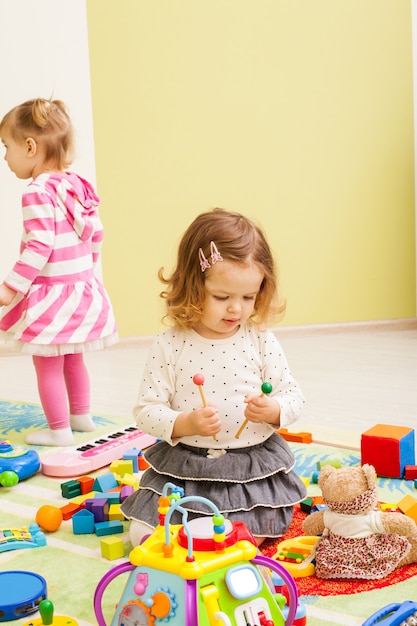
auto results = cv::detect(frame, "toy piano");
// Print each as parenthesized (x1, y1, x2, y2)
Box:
(41, 424, 156, 478)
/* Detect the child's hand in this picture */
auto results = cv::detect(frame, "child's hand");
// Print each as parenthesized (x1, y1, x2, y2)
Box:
(243, 394, 281, 427)
(0, 283, 17, 307)
(173, 404, 221, 439)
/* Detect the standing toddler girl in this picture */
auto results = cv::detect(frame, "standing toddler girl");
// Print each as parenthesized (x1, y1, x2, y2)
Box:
(121, 208, 306, 546)
(0, 98, 118, 446)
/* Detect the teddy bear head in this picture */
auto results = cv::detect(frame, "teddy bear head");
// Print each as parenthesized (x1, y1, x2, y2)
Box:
(318, 463, 378, 515)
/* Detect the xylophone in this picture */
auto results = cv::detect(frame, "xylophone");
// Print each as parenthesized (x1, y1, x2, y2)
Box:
(41, 425, 156, 478)
(0, 524, 46, 553)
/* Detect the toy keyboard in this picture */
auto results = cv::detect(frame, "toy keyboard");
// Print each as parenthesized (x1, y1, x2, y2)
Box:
(0, 523, 46, 553)
(41, 425, 157, 477)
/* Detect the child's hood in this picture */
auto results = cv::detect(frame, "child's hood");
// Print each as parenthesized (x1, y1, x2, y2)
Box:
(44, 171, 100, 241)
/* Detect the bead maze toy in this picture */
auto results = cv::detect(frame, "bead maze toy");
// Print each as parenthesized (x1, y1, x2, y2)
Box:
(0, 441, 40, 486)
(22, 599, 78, 625)
(0, 571, 47, 622)
(94, 482, 299, 625)
(362, 601, 417, 626)
(41, 424, 157, 477)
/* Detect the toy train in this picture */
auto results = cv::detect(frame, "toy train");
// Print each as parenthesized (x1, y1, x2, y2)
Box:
(94, 483, 300, 626)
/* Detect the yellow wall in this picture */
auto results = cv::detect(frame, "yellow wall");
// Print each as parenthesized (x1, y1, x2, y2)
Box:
(86, 0, 416, 338)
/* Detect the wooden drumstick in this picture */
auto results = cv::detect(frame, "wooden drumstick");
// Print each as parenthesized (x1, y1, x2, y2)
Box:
(234, 382, 273, 439)
(193, 373, 217, 441)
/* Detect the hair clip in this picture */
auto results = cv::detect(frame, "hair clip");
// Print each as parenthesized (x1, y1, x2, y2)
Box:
(199, 242, 223, 272)
(199, 248, 211, 272)
(210, 241, 223, 265)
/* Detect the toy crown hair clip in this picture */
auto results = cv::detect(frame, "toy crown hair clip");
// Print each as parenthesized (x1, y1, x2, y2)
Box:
(199, 241, 223, 272)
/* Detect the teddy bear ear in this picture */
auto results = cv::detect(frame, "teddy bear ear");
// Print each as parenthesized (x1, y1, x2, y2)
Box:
(318, 464, 335, 487)
(361, 463, 377, 488)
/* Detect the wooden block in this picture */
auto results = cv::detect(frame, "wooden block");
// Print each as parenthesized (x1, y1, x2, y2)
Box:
(405, 465, 417, 480)
(398, 494, 417, 523)
(317, 459, 341, 469)
(277, 428, 313, 444)
(101, 536, 125, 560)
(77, 476, 95, 494)
(60, 502, 82, 520)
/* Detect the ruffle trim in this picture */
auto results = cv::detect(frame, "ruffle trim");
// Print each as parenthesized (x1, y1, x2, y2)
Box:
(0, 331, 118, 356)
(143, 435, 296, 484)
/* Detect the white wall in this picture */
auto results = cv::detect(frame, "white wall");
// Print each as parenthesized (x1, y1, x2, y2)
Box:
(0, 0, 95, 279)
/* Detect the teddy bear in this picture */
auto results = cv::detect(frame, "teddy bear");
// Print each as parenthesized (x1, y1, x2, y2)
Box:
(301, 463, 417, 579)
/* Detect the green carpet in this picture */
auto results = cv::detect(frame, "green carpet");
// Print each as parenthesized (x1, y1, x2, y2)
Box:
(1, 400, 416, 625)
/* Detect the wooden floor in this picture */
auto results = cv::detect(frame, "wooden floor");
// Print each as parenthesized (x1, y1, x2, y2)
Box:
(1, 320, 416, 451)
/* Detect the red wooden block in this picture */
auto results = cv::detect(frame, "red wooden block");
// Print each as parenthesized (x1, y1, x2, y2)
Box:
(405, 465, 417, 480)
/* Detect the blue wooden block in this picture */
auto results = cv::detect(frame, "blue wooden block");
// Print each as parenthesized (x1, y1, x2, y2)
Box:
(72, 509, 95, 534)
(123, 448, 140, 473)
(94, 472, 118, 493)
(95, 520, 124, 536)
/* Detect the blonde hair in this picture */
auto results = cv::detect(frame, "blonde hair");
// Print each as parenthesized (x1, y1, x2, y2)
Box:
(0, 98, 74, 169)
(159, 208, 286, 328)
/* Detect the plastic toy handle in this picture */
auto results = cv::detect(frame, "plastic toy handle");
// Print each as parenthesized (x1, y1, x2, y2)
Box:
(362, 602, 417, 626)
(94, 562, 135, 626)
(252, 555, 298, 626)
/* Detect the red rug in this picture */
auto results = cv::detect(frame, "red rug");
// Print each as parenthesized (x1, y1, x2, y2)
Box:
(260, 506, 417, 596)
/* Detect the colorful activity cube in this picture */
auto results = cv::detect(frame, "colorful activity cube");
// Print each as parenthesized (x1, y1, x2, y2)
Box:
(361, 424, 415, 478)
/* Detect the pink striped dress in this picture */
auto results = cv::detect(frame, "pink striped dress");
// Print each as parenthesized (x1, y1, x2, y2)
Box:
(0, 172, 118, 356)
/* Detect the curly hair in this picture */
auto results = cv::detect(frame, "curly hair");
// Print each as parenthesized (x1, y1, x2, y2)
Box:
(159, 208, 285, 328)
(0, 98, 74, 169)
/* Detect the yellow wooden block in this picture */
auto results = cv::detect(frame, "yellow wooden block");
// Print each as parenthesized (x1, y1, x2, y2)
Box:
(100, 535, 125, 560)
(70, 491, 98, 505)
(120, 473, 139, 488)
(109, 459, 133, 476)
(109, 503, 125, 521)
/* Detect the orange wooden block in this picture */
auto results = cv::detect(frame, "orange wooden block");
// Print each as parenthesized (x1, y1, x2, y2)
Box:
(278, 428, 313, 444)
(60, 502, 82, 520)
(398, 494, 417, 524)
(77, 476, 95, 494)
(138, 456, 150, 470)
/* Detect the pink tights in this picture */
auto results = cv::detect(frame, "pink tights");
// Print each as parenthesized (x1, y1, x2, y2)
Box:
(32, 353, 90, 431)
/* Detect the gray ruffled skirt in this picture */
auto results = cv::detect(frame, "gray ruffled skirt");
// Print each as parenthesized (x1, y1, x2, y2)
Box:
(121, 432, 306, 538)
